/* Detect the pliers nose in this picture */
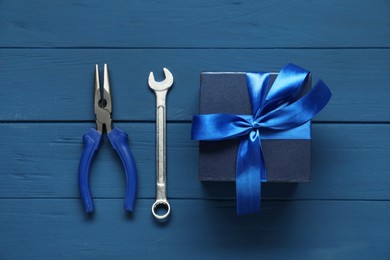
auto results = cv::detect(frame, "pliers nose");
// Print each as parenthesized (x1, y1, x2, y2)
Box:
(78, 64, 138, 214)
(94, 64, 112, 133)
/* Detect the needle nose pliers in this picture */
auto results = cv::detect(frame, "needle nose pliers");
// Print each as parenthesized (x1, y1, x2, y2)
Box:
(78, 64, 137, 213)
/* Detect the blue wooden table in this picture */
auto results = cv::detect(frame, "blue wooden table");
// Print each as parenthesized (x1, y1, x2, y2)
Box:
(1, 1, 389, 259)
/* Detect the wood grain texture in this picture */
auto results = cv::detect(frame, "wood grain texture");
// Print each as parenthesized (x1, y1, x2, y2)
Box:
(1, 123, 388, 200)
(1, 0, 389, 258)
(1, 49, 389, 122)
(1, 0, 389, 48)
(1, 199, 389, 260)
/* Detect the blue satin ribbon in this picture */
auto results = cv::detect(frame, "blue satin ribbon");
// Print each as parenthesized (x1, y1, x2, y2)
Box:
(192, 64, 331, 215)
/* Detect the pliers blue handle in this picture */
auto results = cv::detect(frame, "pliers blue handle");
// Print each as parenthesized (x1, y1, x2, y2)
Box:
(78, 64, 137, 213)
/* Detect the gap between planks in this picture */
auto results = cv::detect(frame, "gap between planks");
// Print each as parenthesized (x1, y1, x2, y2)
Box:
(0, 121, 389, 124)
(1, 198, 389, 202)
(0, 47, 390, 50)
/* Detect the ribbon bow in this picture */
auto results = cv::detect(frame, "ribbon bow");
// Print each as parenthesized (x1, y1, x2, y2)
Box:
(192, 64, 331, 215)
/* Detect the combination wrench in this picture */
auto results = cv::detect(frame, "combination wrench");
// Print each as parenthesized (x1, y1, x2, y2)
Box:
(148, 68, 174, 220)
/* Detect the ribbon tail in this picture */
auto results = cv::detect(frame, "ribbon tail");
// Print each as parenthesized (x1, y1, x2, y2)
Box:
(236, 130, 266, 215)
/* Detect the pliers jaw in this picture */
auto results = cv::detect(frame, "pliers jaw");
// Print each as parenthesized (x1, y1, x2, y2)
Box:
(94, 64, 112, 134)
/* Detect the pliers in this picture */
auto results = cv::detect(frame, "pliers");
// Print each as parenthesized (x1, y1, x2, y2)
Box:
(78, 64, 137, 213)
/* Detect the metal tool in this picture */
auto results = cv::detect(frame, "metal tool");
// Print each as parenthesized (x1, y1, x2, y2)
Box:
(78, 64, 137, 213)
(148, 68, 174, 220)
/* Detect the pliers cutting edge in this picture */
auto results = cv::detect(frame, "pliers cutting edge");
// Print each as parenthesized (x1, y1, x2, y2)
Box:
(78, 64, 137, 213)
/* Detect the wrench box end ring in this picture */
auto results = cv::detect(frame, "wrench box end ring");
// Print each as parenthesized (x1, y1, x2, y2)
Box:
(152, 200, 171, 220)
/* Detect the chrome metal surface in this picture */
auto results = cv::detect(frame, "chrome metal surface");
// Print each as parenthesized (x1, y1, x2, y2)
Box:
(148, 68, 174, 220)
(94, 64, 112, 133)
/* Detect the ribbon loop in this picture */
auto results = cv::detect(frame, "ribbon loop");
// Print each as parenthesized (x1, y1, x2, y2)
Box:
(192, 64, 331, 215)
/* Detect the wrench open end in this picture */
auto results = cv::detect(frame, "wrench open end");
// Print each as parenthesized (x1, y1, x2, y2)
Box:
(148, 68, 174, 91)
(152, 200, 171, 220)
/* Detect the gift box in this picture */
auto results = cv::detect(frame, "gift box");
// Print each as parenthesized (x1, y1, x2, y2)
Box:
(192, 64, 331, 214)
(197, 72, 312, 182)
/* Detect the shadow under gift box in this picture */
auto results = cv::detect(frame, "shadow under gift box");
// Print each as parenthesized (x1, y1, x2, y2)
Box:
(199, 72, 312, 182)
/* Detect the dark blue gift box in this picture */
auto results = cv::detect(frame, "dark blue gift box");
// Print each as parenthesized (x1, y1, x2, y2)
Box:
(198, 72, 312, 182)
(193, 64, 331, 214)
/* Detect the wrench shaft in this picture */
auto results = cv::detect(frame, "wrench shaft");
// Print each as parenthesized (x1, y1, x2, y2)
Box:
(156, 95, 167, 201)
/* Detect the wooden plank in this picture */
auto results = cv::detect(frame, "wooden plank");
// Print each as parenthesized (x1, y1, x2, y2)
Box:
(1, 123, 389, 200)
(0, 199, 389, 259)
(1, 49, 389, 122)
(0, 0, 389, 48)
